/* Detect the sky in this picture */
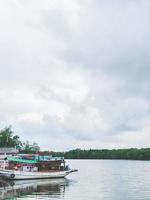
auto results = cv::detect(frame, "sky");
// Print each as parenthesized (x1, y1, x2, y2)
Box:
(0, 0, 150, 151)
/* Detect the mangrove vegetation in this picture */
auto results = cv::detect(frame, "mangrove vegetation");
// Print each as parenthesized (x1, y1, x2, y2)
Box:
(1, 126, 150, 160)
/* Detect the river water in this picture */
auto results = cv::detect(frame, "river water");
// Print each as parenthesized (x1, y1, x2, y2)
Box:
(0, 159, 150, 199)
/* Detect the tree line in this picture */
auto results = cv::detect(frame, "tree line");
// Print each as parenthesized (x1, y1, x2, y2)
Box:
(52, 148, 150, 160)
(1, 126, 150, 160)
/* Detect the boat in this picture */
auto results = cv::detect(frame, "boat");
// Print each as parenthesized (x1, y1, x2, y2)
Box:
(0, 154, 77, 180)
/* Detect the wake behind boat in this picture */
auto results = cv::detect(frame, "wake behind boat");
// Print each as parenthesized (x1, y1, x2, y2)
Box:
(0, 154, 77, 180)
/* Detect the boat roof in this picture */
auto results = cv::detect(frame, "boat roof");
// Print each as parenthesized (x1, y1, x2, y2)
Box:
(7, 156, 38, 164)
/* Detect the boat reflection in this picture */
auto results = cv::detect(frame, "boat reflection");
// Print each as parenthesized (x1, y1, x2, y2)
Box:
(0, 178, 70, 199)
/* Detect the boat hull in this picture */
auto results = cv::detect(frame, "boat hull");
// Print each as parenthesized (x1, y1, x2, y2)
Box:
(0, 169, 77, 180)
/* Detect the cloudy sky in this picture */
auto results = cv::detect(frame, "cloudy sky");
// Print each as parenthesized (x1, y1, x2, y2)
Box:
(0, 0, 150, 150)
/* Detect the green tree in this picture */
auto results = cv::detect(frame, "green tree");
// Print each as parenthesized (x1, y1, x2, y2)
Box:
(53, 148, 150, 160)
(20, 141, 40, 153)
(0, 126, 22, 148)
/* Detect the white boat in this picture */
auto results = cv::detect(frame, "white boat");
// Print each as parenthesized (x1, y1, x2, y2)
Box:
(0, 154, 77, 180)
(0, 168, 77, 180)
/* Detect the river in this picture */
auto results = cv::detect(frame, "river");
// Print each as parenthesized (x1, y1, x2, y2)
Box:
(0, 159, 150, 199)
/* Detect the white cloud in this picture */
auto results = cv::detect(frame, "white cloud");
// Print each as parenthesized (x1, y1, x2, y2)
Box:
(0, 0, 150, 150)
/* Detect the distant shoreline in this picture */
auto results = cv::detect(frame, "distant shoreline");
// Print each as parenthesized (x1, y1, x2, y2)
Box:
(51, 148, 150, 161)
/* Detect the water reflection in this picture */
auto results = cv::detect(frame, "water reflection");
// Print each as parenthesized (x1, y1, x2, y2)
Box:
(0, 178, 70, 199)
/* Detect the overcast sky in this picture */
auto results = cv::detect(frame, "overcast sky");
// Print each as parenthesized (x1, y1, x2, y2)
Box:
(0, 0, 150, 150)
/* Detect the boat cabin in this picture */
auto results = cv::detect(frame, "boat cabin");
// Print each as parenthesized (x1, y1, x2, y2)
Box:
(5, 155, 66, 172)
